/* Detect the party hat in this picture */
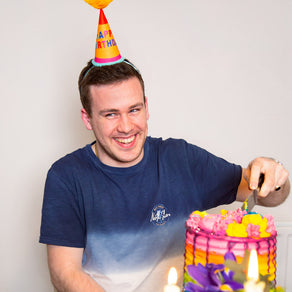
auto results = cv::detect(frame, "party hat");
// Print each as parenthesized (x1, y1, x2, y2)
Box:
(84, 0, 124, 66)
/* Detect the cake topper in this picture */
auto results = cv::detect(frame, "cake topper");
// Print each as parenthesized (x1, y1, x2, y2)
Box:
(83, 0, 124, 66)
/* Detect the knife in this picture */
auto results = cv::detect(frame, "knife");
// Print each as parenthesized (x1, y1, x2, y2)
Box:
(241, 173, 264, 212)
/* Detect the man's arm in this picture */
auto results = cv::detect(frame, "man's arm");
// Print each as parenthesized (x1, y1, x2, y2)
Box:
(47, 245, 105, 292)
(236, 157, 290, 206)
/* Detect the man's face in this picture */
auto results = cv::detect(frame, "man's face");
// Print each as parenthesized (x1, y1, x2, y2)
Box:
(81, 77, 149, 167)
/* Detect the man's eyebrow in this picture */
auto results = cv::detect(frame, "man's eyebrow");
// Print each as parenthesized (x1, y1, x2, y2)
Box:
(99, 103, 144, 115)
(129, 102, 144, 109)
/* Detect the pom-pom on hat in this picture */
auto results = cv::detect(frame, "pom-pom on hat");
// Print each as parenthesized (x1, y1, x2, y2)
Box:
(84, 0, 124, 66)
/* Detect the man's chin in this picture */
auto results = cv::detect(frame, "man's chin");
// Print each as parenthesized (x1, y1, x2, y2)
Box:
(111, 150, 144, 167)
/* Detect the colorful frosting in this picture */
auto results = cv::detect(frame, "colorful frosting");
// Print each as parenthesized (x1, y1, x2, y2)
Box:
(184, 208, 277, 286)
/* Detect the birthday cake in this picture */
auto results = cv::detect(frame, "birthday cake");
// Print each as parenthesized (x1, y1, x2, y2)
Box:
(183, 208, 278, 291)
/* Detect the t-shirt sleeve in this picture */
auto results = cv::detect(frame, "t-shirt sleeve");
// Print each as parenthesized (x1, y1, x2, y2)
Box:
(159, 138, 242, 211)
(186, 142, 242, 209)
(39, 167, 86, 248)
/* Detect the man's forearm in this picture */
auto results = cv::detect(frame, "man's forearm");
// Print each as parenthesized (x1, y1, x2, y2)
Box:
(47, 245, 105, 292)
(50, 267, 105, 292)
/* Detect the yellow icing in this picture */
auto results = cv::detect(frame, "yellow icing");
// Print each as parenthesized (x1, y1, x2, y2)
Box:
(226, 222, 248, 237)
(220, 209, 228, 216)
(242, 214, 262, 225)
(192, 210, 207, 218)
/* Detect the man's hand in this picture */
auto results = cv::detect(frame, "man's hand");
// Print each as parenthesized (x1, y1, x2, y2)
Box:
(237, 157, 290, 206)
(243, 157, 289, 197)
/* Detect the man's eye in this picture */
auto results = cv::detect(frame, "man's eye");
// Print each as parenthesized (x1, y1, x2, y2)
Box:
(130, 108, 140, 113)
(105, 113, 116, 118)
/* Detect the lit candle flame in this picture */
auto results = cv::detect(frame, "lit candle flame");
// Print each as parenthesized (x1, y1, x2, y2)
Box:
(247, 249, 259, 282)
(168, 267, 178, 285)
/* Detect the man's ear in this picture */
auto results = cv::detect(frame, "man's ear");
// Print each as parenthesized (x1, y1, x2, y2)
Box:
(145, 96, 150, 120)
(81, 108, 92, 130)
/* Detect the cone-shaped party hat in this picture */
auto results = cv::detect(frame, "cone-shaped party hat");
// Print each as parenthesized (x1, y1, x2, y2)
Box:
(84, 0, 124, 66)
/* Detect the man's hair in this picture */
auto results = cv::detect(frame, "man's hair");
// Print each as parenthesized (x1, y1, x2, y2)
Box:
(78, 59, 145, 116)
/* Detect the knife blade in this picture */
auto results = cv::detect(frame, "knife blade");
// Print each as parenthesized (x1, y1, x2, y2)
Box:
(241, 173, 264, 212)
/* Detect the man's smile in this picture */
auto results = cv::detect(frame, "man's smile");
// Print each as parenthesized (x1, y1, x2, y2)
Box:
(114, 135, 137, 146)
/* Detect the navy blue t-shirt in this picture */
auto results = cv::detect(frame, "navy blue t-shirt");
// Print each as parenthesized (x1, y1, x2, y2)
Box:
(40, 137, 241, 291)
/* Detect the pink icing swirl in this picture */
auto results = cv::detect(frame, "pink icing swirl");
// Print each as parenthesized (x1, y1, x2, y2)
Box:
(186, 214, 201, 229)
(264, 214, 276, 235)
(246, 223, 261, 237)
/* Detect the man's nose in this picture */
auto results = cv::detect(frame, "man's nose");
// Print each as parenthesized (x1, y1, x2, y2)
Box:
(117, 114, 134, 133)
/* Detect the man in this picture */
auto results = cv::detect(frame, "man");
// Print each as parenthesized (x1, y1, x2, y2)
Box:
(40, 59, 290, 292)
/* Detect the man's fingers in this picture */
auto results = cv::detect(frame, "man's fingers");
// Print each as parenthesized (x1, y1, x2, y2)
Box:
(248, 161, 262, 190)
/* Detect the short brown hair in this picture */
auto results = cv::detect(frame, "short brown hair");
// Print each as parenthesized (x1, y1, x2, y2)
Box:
(78, 59, 145, 116)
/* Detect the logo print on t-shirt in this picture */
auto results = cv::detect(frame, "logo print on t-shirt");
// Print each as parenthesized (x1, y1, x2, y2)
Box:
(150, 204, 171, 225)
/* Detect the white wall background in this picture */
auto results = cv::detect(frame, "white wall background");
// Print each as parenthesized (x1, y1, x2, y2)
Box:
(1, 0, 291, 291)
